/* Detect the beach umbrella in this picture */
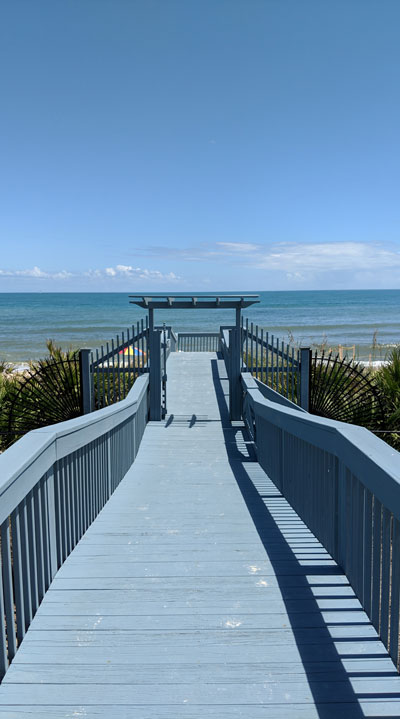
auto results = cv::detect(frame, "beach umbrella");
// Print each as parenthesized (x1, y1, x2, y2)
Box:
(118, 346, 146, 357)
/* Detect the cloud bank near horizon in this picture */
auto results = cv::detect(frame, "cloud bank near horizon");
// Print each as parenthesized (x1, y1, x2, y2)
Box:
(0, 242, 399, 290)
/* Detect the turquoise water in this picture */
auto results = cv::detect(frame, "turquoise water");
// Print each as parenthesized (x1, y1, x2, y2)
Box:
(1, 290, 399, 363)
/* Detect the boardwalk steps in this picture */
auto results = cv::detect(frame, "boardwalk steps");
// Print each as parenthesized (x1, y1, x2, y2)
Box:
(0, 353, 400, 717)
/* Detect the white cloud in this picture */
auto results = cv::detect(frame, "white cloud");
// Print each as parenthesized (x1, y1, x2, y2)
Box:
(103, 265, 180, 281)
(130, 240, 400, 276)
(216, 242, 260, 253)
(126, 239, 400, 288)
(0, 267, 72, 279)
(253, 242, 400, 273)
(1, 242, 399, 291)
(0, 265, 180, 284)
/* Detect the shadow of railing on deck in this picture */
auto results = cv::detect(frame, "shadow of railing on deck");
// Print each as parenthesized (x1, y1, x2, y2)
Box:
(211, 357, 398, 719)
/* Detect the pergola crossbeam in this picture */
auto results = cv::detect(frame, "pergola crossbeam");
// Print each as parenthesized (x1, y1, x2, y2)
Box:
(129, 295, 259, 310)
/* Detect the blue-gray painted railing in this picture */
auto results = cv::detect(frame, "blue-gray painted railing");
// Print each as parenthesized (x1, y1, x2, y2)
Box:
(242, 372, 400, 668)
(219, 324, 309, 414)
(177, 332, 220, 352)
(0, 374, 149, 678)
(241, 318, 304, 405)
(88, 319, 149, 411)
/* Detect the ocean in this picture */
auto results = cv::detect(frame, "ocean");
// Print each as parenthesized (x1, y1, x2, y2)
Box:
(0, 290, 399, 364)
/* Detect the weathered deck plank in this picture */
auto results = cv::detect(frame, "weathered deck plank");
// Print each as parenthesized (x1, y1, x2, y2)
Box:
(1, 352, 400, 717)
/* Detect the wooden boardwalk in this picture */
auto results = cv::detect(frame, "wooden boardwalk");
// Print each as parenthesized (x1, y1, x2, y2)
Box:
(1, 352, 400, 717)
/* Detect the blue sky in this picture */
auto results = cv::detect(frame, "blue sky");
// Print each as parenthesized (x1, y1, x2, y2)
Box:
(1, 0, 400, 291)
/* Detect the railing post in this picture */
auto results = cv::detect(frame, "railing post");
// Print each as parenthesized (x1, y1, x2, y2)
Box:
(229, 328, 241, 421)
(299, 347, 311, 411)
(149, 329, 162, 421)
(79, 349, 92, 415)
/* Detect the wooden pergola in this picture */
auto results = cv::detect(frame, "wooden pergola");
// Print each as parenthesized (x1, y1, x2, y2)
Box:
(129, 295, 260, 420)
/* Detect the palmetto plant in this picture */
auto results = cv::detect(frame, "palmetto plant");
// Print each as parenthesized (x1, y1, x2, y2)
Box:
(374, 347, 400, 450)
(309, 351, 385, 431)
(0, 341, 82, 449)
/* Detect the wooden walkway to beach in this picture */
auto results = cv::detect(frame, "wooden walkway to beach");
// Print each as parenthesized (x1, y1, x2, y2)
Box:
(1, 353, 400, 717)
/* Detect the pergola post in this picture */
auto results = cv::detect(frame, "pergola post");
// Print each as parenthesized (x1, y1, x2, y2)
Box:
(149, 308, 162, 420)
(229, 306, 242, 420)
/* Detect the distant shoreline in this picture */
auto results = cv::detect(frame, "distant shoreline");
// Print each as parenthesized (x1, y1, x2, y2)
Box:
(5, 355, 390, 375)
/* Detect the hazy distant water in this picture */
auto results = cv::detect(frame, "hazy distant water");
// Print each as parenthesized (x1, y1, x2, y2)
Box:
(1, 290, 399, 363)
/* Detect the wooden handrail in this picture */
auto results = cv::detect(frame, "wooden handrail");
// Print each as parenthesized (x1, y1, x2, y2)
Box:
(242, 371, 400, 667)
(0, 375, 149, 677)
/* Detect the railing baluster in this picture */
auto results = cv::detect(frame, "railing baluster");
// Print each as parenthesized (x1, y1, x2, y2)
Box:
(390, 518, 400, 666)
(255, 325, 259, 380)
(72, 454, 79, 549)
(270, 335, 274, 389)
(1, 519, 16, 661)
(75, 448, 82, 542)
(64, 459, 71, 556)
(94, 349, 99, 410)
(101, 345, 106, 408)
(53, 466, 62, 570)
(77, 450, 83, 541)
(245, 318, 249, 370)
(94, 437, 99, 517)
(260, 329, 264, 381)
(83, 445, 90, 531)
(70, 456, 78, 551)
(11, 507, 26, 642)
(146, 316, 149, 367)
(285, 343, 289, 398)
(90, 351, 95, 411)
(126, 327, 131, 388)
(106, 342, 111, 405)
(141, 319, 145, 370)
(291, 346, 295, 401)
(266, 332, 269, 387)
(42, 470, 54, 583)
(61, 458, 69, 561)
(94, 439, 99, 520)
(26, 490, 39, 617)
(132, 324, 136, 381)
(111, 339, 116, 403)
(116, 334, 121, 401)
(121, 332, 126, 399)
(0, 553, 8, 678)
(297, 349, 301, 404)
(362, 488, 373, 615)
(380, 508, 392, 648)
(371, 498, 382, 632)
(134, 327, 138, 377)
(20, 498, 33, 630)
(250, 323, 254, 375)
(87, 443, 93, 526)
